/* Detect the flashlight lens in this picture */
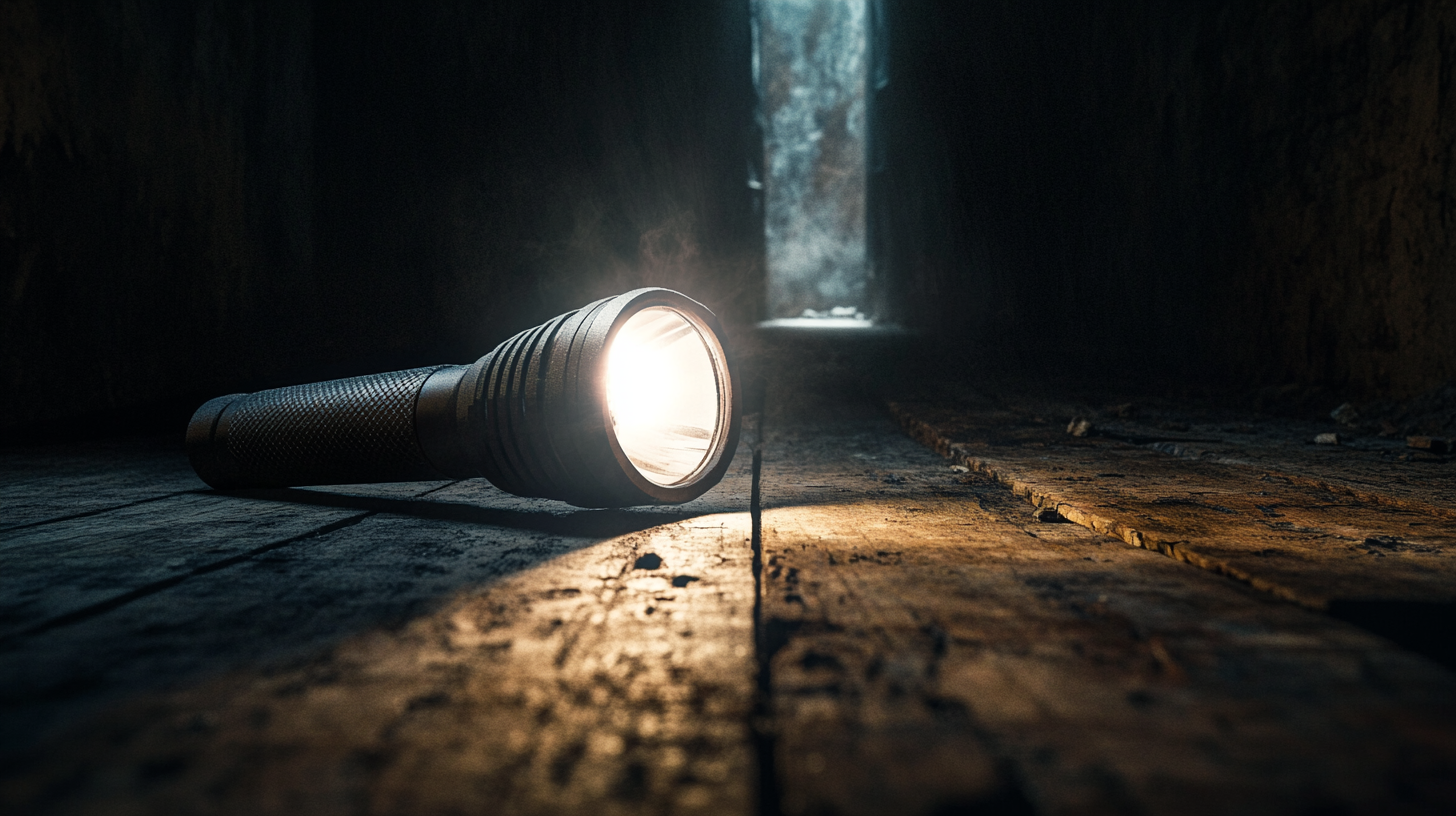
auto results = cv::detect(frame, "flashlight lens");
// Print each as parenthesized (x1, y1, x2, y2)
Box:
(605, 306, 724, 486)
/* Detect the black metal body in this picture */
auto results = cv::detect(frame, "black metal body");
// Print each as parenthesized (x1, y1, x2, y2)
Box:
(186, 289, 740, 507)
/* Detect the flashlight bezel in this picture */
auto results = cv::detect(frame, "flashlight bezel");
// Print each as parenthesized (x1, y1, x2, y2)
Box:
(452, 287, 740, 508)
(592, 291, 738, 501)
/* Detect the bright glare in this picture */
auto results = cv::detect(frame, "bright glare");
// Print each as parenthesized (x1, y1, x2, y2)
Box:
(605, 307, 722, 486)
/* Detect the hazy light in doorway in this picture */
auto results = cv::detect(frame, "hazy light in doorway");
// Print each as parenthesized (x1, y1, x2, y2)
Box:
(756, 0, 869, 320)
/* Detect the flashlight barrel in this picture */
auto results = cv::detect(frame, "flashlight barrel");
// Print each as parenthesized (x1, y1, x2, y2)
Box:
(187, 366, 470, 490)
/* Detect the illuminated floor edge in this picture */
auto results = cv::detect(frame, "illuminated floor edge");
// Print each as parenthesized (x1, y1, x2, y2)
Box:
(757, 317, 876, 329)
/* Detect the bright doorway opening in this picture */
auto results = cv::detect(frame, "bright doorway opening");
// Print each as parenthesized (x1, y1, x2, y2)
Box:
(754, 0, 872, 327)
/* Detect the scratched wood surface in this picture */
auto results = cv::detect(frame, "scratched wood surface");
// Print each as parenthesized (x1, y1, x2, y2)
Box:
(889, 395, 1456, 613)
(2, 334, 1455, 816)
(750, 339, 1456, 816)
(758, 426, 1456, 815)
(1, 441, 758, 816)
(904, 380, 1456, 519)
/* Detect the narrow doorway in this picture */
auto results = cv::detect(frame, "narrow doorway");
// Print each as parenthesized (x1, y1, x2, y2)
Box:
(753, 0, 873, 327)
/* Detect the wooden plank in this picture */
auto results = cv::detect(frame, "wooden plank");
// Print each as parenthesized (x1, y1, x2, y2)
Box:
(0, 437, 471, 535)
(1, 448, 756, 816)
(2, 445, 654, 641)
(890, 397, 1456, 610)
(1115, 424, 1456, 521)
(759, 410, 1456, 816)
(0, 436, 202, 531)
(903, 381, 1456, 519)
(7, 331, 1453, 816)
(0, 493, 373, 639)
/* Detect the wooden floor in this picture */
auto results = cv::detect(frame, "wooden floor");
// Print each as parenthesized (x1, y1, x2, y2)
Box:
(2, 333, 1454, 815)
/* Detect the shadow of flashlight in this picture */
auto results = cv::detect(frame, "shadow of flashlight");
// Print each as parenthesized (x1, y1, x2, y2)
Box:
(186, 288, 740, 507)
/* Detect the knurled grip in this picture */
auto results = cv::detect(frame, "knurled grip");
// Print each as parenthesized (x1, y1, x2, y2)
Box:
(187, 367, 451, 489)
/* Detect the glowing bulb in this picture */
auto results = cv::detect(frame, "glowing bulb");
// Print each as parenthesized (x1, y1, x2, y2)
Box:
(606, 306, 723, 486)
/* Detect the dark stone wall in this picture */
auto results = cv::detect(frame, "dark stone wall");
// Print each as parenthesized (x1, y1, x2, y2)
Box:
(882, 0, 1456, 397)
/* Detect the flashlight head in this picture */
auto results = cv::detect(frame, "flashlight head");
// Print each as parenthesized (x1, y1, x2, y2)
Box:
(455, 288, 741, 507)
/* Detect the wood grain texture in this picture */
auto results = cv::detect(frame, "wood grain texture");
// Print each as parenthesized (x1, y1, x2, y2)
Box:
(0, 493, 368, 639)
(916, 381, 1456, 519)
(890, 396, 1456, 610)
(759, 414, 1456, 816)
(1, 447, 757, 816)
(0, 437, 202, 531)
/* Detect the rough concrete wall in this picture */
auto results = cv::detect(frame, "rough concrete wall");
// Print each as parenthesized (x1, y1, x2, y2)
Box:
(885, 0, 1456, 397)
(0, 0, 315, 432)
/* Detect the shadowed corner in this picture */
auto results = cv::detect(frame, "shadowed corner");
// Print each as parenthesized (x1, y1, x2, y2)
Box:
(1327, 599, 1456, 672)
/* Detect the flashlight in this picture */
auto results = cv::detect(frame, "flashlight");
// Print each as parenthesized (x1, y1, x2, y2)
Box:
(186, 288, 740, 507)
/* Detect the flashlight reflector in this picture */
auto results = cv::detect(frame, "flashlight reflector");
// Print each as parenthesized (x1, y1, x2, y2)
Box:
(606, 306, 725, 486)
